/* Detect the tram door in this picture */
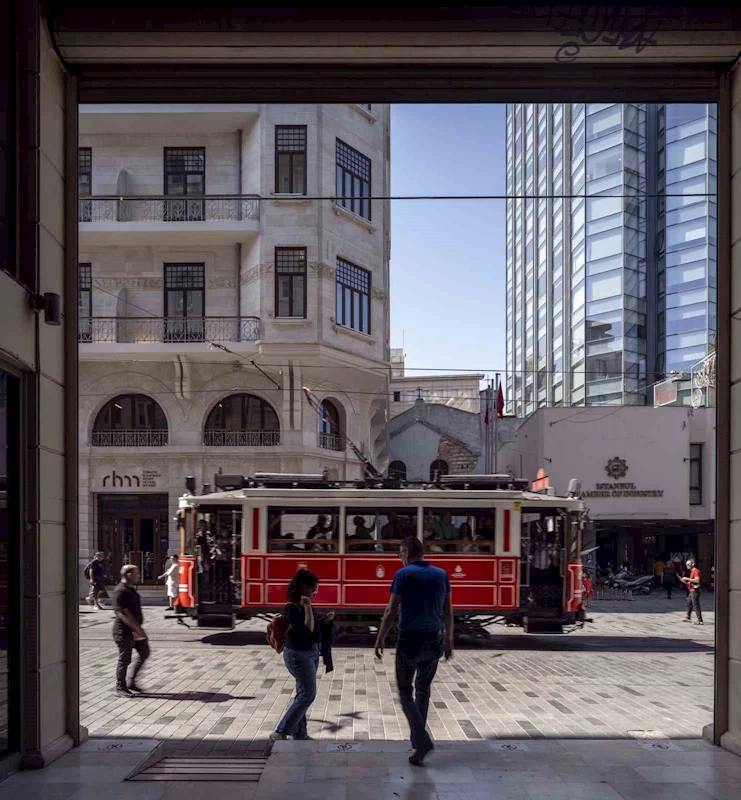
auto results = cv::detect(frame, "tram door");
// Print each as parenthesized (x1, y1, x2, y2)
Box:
(521, 511, 565, 613)
(197, 507, 242, 606)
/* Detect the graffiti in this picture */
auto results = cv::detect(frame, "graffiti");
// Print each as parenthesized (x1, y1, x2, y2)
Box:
(548, 7, 663, 63)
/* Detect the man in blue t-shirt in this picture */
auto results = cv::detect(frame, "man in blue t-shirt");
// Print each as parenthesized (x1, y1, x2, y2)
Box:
(374, 536, 453, 765)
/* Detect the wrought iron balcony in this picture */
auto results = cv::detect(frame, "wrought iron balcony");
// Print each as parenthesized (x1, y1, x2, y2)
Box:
(78, 316, 260, 344)
(78, 195, 260, 223)
(318, 432, 344, 451)
(203, 430, 281, 447)
(92, 430, 169, 447)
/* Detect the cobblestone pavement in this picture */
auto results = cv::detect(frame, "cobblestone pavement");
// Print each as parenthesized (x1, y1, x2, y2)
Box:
(79, 593, 715, 754)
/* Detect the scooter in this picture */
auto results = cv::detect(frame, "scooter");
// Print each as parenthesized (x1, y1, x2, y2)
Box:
(613, 574, 654, 594)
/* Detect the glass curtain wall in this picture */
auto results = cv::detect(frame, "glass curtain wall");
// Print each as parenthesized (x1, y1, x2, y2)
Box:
(505, 102, 715, 416)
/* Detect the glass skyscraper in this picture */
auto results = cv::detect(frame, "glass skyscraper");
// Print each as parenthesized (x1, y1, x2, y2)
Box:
(505, 104, 717, 416)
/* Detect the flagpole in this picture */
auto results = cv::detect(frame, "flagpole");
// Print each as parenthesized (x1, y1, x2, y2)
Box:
(494, 373, 500, 473)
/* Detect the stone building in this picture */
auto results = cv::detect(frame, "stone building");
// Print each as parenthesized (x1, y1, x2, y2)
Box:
(77, 102, 391, 584)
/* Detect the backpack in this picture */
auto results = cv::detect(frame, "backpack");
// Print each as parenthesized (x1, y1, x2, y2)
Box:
(266, 603, 299, 654)
(84, 563, 91, 579)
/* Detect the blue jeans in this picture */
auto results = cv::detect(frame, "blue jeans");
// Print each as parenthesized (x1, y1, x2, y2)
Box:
(395, 633, 442, 751)
(277, 646, 319, 738)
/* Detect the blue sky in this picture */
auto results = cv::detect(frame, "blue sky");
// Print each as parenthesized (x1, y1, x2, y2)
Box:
(389, 105, 507, 382)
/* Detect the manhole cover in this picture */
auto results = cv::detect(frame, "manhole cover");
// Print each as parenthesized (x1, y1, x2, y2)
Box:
(128, 756, 268, 782)
(641, 741, 683, 752)
(324, 742, 363, 752)
(490, 742, 530, 752)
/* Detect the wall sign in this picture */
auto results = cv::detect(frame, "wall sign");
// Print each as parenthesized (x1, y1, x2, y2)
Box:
(583, 458, 663, 498)
(101, 468, 162, 489)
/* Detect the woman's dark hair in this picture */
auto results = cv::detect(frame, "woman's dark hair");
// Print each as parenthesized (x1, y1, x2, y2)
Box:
(459, 523, 472, 539)
(286, 569, 320, 603)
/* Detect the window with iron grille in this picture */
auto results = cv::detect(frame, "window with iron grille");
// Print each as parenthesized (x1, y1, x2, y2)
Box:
(690, 443, 703, 505)
(336, 258, 370, 334)
(336, 140, 371, 220)
(78, 263, 92, 341)
(164, 263, 205, 342)
(275, 126, 307, 194)
(275, 247, 307, 318)
(164, 147, 205, 221)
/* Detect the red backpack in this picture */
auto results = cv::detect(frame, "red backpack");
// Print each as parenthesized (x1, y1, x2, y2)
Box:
(266, 603, 299, 653)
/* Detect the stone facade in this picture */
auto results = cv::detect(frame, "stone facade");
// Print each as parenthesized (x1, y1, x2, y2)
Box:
(78, 103, 391, 584)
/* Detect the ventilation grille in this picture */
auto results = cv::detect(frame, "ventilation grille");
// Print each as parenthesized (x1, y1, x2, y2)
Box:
(128, 755, 268, 782)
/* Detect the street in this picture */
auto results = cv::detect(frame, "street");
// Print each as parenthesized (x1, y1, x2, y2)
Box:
(80, 592, 714, 755)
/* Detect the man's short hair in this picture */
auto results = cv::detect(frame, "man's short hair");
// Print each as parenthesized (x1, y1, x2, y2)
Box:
(120, 564, 138, 579)
(401, 537, 424, 559)
(95, 551, 104, 557)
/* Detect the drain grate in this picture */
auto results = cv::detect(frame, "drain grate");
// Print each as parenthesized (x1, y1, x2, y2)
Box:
(128, 755, 268, 782)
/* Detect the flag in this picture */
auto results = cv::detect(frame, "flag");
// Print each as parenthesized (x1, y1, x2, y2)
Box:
(497, 383, 505, 418)
(484, 390, 491, 425)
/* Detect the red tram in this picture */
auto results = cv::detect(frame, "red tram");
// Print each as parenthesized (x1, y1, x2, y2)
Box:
(176, 473, 586, 633)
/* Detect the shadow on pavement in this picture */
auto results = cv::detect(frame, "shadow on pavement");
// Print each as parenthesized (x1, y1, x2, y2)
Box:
(137, 691, 256, 703)
(200, 630, 713, 654)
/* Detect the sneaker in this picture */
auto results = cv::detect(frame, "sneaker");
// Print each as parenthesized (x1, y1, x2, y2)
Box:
(293, 734, 313, 741)
(86, 597, 94, 606)
(683, 618, 691, 623)
(128, 682, 144, 694)
(409, 744, 434, 766)
(116, 687, 134, 698)
(269, 731, 287, 741)
(695, 621, 705, 626)
(95, 603, 105, 610)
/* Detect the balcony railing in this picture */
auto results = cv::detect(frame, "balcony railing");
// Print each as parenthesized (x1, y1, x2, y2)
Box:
(318, 432, 344, 451)
(78, 316, 260, 344)
(92, 430, 169, 447)
(78, 195, 260, 223)
(203, 430, 281, 447)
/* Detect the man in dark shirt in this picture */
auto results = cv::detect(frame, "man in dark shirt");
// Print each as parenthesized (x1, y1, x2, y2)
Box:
(86, 551, 107, 609)
(111, 564, 149, 697)
(375, 537, 454, 766)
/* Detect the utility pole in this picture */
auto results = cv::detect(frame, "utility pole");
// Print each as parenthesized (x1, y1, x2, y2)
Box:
(494, 373, 501, 473)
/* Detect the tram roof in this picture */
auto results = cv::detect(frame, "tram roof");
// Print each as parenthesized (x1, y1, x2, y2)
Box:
(178, 485, 584, 511)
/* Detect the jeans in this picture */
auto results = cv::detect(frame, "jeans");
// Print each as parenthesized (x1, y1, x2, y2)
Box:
(115, 636, 150, 688)
(395, 633, 443, 752)
(277, 646, 319, 738)
(686, 591, 703, 623)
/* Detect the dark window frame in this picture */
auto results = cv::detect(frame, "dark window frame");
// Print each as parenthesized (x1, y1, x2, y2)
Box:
(430, 459, 449, 481)
(275, 125, 307, 195)
(163, 147, 205, 221)
(78, 263, 92, 342)
(275, 246, 307, 318)
(388, 460, 407, 481)
(164, 262, 206, 342)
(336, 257, 371, 335)
(336, 139, 371, 220)
(205, 393, 281, 432)
(690, 442, 703, 505)
(78, 147, 92, 197)
(93, 394, 168, 432)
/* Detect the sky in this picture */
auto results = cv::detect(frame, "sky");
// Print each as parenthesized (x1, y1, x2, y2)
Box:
(389, 104, 507, 383)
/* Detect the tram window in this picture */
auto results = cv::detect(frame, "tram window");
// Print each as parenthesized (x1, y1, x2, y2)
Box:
(345, 508, 417, 553)
(267, 507, 339, 552)
(423, 508, 495, 554)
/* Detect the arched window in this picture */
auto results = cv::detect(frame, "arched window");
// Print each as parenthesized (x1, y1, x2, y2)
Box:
(388, 460, 407, 481)
(318, 399, 343, 451)
(204, 394, 280, 446)
(429, 459, 449, 481)
(93, 394, 168, 446)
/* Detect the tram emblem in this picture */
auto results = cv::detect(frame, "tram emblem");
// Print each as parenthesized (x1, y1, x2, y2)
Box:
(453, 564, 466, 578)
(375, 565, 385, 578)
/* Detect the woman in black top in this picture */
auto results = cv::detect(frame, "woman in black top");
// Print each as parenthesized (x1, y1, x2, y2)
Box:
(271, 569, 333, 741)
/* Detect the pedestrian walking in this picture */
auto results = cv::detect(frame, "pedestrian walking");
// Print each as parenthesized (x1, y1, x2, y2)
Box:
(111, 564, 149, 697)
(270, 569, 334, 741)
(374, 536, 454, 766)
(681, 559, 704, 625)
(653, 557, 665, 589)
(85, 551, 107, 609)
(158, 554, 179, 611)
(662, 559, 677, 599)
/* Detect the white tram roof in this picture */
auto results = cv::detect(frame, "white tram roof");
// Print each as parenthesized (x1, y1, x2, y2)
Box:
(179, 486, 584, 511)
